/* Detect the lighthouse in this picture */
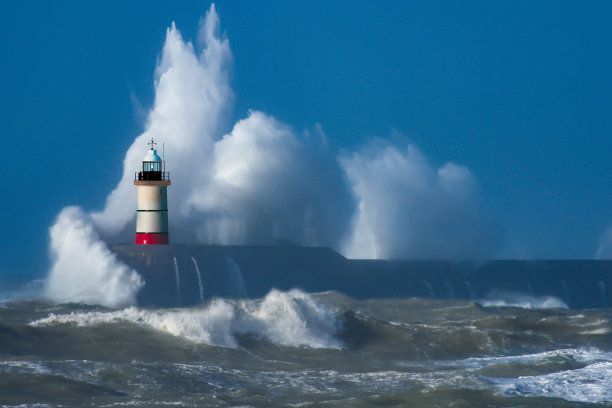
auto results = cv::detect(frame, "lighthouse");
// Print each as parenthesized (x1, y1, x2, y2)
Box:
(134, 139, 171, 245)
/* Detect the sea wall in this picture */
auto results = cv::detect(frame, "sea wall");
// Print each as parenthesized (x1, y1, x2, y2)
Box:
(111, 245, 612, 309)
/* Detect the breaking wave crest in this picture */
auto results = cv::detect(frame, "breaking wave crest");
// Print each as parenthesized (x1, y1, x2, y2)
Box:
(44, 207, 144, 308)
(30, 289, 342, 349)
(477, 291, 568, 309)
(484, 348, 612, 404)
(495, 361, 612, 403)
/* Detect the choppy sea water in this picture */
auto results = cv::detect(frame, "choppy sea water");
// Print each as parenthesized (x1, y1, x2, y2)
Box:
(1, 288, 612, 407)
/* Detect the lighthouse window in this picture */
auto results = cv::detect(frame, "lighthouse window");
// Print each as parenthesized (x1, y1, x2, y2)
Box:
(143, 162, 161, 172)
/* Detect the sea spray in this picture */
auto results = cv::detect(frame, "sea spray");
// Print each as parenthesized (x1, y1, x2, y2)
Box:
(225, 257, 248, 298)
(90, 5, 234, 238)
(46, 2, 499, 294)
(89, 9, 351, 251)
(339, 144, 499, 259)
(191, 257, 204, 302)
(45, 207, 144, 307)
(172, 257, 181, 306)
(31, 289, 342, 349)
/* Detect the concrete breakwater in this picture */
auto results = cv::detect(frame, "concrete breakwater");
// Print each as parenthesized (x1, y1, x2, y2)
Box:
(111, 244, 612, 309)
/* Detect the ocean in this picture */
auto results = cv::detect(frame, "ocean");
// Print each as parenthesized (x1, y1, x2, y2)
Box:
(1, 283, 611, 407)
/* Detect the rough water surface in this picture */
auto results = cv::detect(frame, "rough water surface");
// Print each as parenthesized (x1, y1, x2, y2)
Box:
(1, 289, 612, 407)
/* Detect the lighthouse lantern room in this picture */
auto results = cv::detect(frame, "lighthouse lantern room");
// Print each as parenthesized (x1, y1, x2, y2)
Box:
(134, 138, 171, 245)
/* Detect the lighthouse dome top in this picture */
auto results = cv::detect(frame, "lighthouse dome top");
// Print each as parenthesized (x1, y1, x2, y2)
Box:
(143, 149, 162, 162)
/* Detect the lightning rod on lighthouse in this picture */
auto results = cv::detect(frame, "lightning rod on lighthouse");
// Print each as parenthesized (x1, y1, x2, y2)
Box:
(134, 138, 171, 245)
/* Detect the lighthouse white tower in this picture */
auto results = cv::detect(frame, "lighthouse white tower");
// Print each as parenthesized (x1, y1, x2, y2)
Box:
(134, 139, 171, 245)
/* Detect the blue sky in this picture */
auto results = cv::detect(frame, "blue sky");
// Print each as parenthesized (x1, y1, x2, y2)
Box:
(2, 1, 612, 277)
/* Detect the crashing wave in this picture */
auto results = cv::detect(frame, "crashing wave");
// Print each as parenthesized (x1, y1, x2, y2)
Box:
(30, 289, 342, 349)
(493, 360, 612, 403)
(477, 291, 568, 309)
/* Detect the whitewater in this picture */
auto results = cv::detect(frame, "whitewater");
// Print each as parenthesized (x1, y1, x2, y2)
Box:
(1, 286, 612, 407)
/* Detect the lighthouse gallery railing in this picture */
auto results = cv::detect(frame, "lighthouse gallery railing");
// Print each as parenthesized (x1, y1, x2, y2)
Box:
(135, 171, 171, 181)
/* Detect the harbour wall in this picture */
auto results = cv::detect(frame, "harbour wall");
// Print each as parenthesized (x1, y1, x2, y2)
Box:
(110, 244, 612, 309)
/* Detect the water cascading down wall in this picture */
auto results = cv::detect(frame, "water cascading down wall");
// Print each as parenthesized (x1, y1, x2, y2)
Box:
(111, 245, 612, 309)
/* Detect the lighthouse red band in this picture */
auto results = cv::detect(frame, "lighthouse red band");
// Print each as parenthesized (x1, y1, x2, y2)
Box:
(134, 139, 171, 245)
(135, 233, 169, 245)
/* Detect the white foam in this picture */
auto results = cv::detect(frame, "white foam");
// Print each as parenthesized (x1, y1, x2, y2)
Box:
(0, 360, 51, 375)
(30, 289, 342, 349)
(235, 289, 341, 348)
(459, 347, 612, 370)
(477, 291, 568, 309)
(44, 207, 144, 308)
(494, 361, 612, 404)
(448, 347, 612, 404)
(579, 327, 611, 335)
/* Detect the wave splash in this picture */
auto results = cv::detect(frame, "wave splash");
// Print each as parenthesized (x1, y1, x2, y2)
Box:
(495, 362, 612, 404)
(485, 348, 612, 404)
(477, 291, 568, 309)
(30, 289, 342, 349)
(44, 207, 144, 308)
